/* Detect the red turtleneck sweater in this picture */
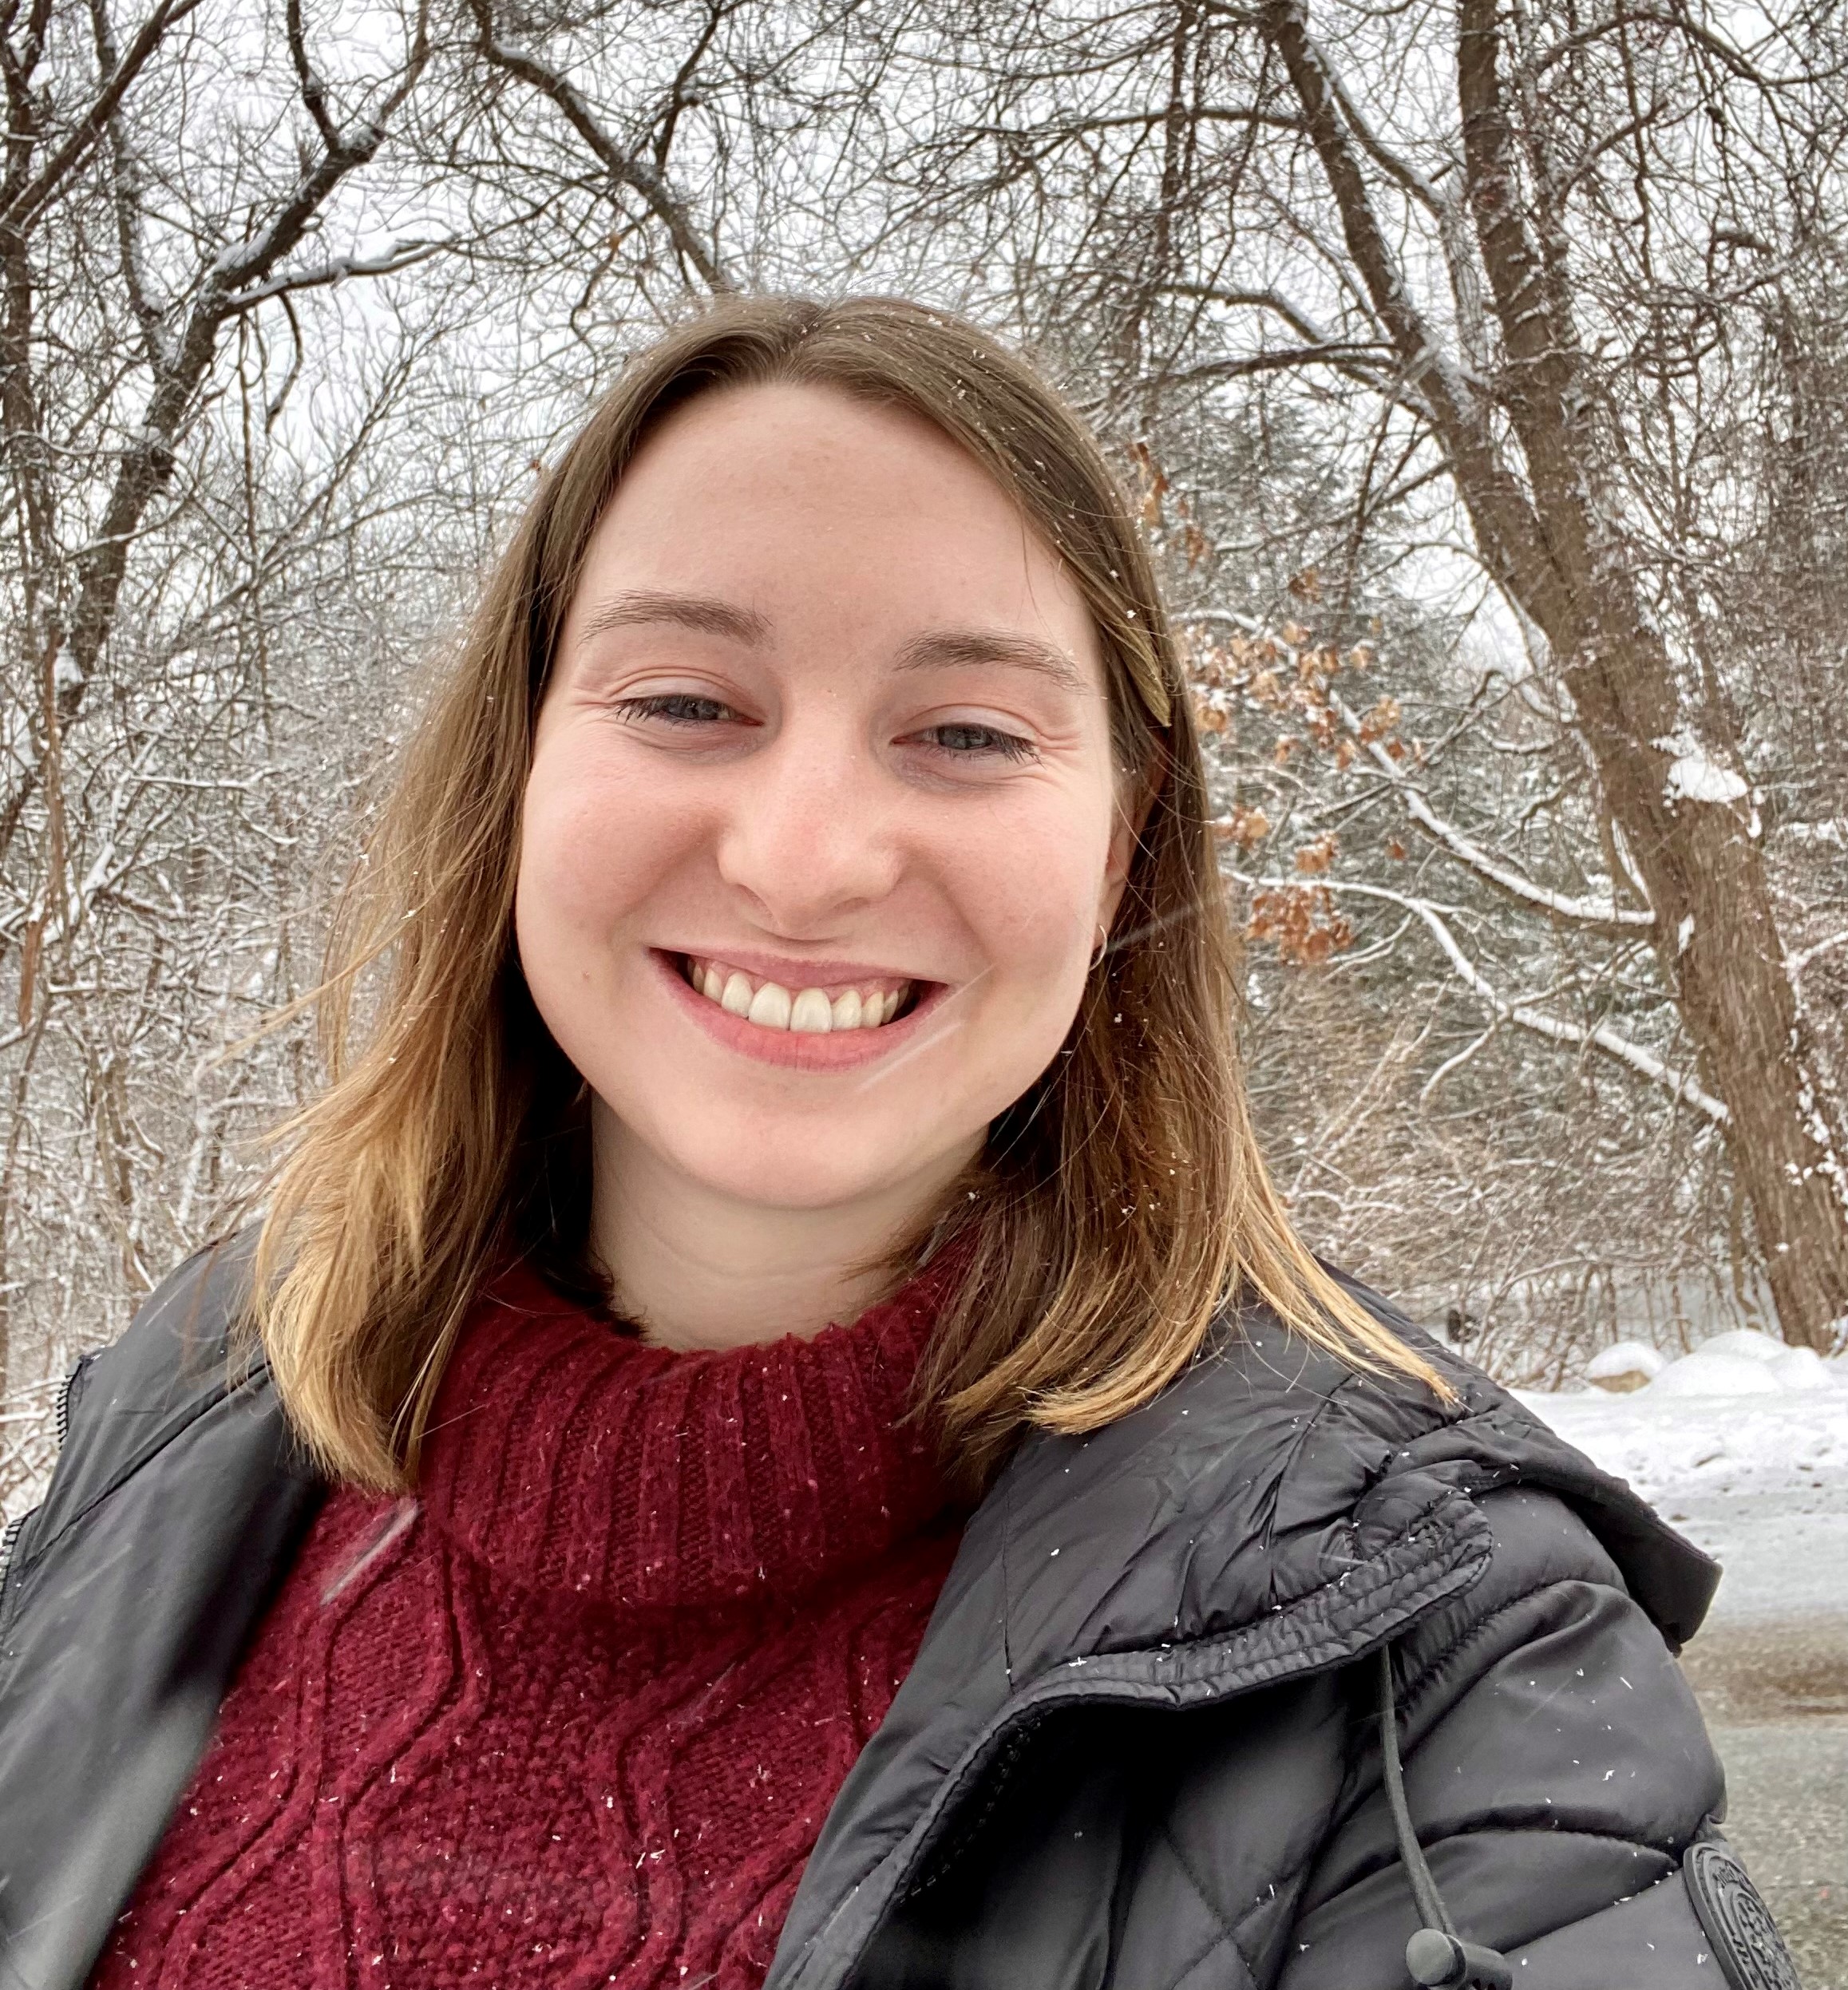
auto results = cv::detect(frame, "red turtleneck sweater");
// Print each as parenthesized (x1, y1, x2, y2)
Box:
(89, 1259, 964, 1990)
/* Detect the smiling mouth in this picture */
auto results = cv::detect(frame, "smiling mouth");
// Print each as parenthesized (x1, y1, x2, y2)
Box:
(678, 954, 924, 1035)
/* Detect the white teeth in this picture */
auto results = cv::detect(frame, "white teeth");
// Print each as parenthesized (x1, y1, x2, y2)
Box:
(746, 980, 793, 1028)
(687, 955, 911, 1035)
(789, 987, 833, 1033)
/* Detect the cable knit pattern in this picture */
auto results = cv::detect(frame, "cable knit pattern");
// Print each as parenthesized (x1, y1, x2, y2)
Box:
(89, 1256, 964, 1990)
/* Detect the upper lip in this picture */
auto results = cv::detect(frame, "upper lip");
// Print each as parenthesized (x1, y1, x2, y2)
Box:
(663, 947, 934, 987)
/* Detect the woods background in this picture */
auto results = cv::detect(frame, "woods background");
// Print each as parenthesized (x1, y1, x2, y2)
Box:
(3, 0, 1846, 1515)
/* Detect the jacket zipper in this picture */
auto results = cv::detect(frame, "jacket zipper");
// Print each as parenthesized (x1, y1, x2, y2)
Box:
(773, 1537, 1496, 1990)
(54, 1353, 89, 1450)
(900, 1715, 1043, 1904)
(0, 1511, 27, 1604)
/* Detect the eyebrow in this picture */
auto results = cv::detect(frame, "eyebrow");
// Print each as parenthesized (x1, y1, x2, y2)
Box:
(892, 628, 1089, 694)
(575, 590, 1087, 694)
(575, 590, 772, 649)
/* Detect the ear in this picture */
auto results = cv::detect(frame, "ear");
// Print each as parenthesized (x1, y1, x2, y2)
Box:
(1098, 758, 1163, 930)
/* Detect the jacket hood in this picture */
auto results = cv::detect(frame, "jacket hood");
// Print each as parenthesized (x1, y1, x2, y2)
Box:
(987, 1299, 1716, 1683)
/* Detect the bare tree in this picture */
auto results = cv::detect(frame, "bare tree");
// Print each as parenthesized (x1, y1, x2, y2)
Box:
(1256, 0, 1846, 1346)
(0, 0, 434, 1401)
(827, 0, 1848, 1348)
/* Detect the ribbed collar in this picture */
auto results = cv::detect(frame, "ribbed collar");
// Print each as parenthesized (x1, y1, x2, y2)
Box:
(420, 1251, 960, 1615)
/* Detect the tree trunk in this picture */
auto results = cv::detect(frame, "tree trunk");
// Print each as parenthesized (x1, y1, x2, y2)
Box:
(1561, 599, 1848, 1347)
(1262, 0, 1848, 1347)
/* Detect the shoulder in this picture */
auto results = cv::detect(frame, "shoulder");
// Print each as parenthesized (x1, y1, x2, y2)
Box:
(23, 1229, 270, 1552)
(73, 1227, 261, 1420)
(1244, 1267, 1718, 1642)
(988, 1265, 1716, 1658)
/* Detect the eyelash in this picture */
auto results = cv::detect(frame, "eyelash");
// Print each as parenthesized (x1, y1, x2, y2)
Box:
(615, 693, 732, 727)
(612, 696, 1038, 763)
(917, 722, 1036, 762)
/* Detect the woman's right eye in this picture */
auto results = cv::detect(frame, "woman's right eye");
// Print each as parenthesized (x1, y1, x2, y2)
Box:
(612, 693, 735, 726)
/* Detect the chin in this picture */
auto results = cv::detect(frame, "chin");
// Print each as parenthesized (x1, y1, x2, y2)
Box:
(663, 1118, 959, 1213)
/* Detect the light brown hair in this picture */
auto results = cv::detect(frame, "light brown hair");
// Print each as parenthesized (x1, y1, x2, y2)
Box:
(253, 294, 1446, 1491)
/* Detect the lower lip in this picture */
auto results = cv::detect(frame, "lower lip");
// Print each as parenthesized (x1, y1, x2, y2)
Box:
(652, 951, 948, 1070)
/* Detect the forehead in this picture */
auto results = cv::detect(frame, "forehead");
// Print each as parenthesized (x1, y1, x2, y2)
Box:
(616, 378, 1011, 521)
(573, 382, 1101, 666)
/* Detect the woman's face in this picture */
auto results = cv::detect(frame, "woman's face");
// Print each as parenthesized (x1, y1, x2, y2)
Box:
(517, 382, 1136, 1217)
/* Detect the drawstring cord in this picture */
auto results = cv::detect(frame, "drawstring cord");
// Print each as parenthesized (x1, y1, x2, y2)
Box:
(1378, 1647, 1514, 1990)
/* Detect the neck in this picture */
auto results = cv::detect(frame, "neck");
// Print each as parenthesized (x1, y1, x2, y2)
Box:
(589, 1102, 975, 1351)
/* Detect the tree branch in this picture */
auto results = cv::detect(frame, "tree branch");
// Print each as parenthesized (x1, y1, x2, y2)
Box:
(222, 235, 447, 311)
(466, 0, 731, 295)
(1326, 690, 1658, 935)
(1258, 0, 1567, 633)
(286, 0, 342, 154)
(0, 0, 208, 236)
(1243, 872, 1728, 1124)
(0, 0, 431, 867)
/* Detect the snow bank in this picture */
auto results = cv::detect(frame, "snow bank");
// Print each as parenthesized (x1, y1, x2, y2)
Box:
(1638, 1333, 1834, 1399)
(1696, 1328, 1795, 1363)
(1585, 1339, 1664, 1389)
(1520, 1345, 1846, 1502)
(1518, 1351, 1848, 1620)
(1522, 1371, 1848, 1505)
(1647, 1350, 1783, 1398)
(1680, 1331, 1834, 1391)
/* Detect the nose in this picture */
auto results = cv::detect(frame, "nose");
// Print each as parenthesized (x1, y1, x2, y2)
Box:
(712, 712, 900, 932)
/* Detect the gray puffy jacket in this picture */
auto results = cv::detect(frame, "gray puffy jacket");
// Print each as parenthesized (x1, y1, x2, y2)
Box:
(0, 1243, 1799, 1990)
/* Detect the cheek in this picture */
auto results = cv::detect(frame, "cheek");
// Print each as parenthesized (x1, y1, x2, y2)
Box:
(514, 746, 681, 974)
(946, 795, 1112, 1011)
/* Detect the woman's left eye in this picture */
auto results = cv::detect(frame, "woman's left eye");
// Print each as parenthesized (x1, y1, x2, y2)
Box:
(912, 722, 1037, 762)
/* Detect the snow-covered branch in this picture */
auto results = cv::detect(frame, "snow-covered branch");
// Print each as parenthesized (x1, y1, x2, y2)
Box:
(223, 238, 448, 313)
(1241, 872, 1730, 1125)
(1328, 690, 1658, 935)
(1191, 606, 1656, 936)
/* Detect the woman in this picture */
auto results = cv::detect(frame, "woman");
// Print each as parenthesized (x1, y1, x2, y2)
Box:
(0, 298, 1792, 1990)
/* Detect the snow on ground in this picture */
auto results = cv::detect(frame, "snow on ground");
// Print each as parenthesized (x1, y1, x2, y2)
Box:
(1516, 1331, 1848, 1623)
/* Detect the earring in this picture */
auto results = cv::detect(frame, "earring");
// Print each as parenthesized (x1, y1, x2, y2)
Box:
(1090, 922, 1110, 970)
